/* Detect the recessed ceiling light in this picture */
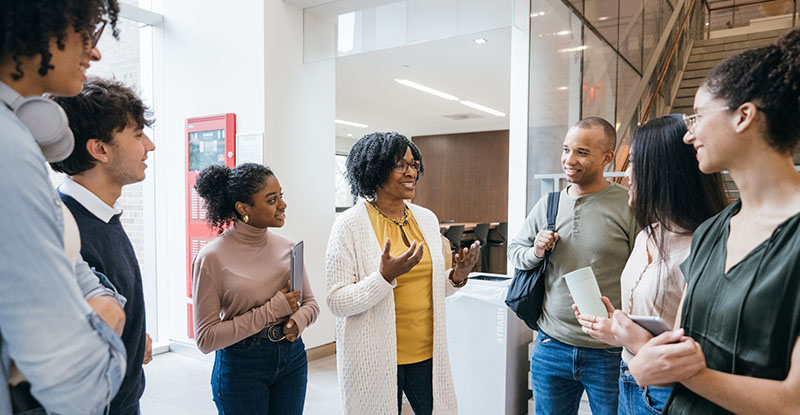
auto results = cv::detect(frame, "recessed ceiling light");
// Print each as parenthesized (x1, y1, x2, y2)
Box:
(400, 64, 410, 69)
(335, 119, 368, 128)
(598, 16, 610, 21)
(394, 79, 459, 101)
(558, 45, 588, 53)
(556, 30, 572, 36)
(530, 11, 546, 17)
(347, 133, 353, 137)
(473, 38, 488, 44)
(558, 86, 569, 91)
(459, 100, 506, 117)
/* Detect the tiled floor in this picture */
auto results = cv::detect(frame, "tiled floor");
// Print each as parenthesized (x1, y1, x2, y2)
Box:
(141, 348, 412, 414)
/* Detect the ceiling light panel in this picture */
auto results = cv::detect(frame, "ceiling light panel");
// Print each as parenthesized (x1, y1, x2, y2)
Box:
(335, 119, 368, 128)
(394, 79, 459, 101)
(459, 100, 506, 117)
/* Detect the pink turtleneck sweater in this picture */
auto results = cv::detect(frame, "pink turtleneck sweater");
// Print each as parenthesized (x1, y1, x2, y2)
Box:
(192, 221, 319, 354)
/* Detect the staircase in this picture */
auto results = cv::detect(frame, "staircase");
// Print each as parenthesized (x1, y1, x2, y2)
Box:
(671, 28, 792, 115)
(669, 28, 794, 200)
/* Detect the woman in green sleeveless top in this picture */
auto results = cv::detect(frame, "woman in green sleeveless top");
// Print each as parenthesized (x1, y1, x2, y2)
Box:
(624, 29, 800, 414)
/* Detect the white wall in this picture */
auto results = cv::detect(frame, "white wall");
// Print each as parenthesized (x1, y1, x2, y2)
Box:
(157, 0, 266, 345)
(156, 0, 336, 349)
(262, 1, 336, 348)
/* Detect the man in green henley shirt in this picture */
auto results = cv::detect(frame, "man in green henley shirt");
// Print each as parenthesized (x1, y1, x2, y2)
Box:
(508, 117, 638, 415)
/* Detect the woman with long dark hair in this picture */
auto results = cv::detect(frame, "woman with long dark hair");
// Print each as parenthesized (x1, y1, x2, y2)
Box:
(192, 163, 319, 415)
(626, 29, 800, 414)
(572, 114, 726, 414)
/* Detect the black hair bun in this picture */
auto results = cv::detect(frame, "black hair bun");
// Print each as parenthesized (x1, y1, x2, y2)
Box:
(194, 164, 230, 203)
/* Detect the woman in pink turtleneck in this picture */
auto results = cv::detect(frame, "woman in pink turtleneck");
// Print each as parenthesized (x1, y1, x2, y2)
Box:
(191, 163, 319, 415)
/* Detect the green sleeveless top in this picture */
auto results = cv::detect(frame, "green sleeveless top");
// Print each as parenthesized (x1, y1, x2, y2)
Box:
(664, 200, 800, 414)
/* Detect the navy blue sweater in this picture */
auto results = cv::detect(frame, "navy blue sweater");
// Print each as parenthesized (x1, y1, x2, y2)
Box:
(60, 193, 146, 415)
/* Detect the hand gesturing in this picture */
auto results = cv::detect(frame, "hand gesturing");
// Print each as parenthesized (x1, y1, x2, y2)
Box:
(379, 238, 425, 283)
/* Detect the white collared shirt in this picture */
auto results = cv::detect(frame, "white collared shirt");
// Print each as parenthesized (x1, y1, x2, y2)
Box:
(58, 176, 122, 223)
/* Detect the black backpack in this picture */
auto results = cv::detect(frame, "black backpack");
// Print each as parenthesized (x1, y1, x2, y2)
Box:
(505, 191, 560, 330)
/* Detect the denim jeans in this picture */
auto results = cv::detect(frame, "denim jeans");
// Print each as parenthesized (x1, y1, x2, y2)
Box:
(211, 334, 307, 415)
(531, 330, 622, 415)
(618, 360, 673, 415)
(397, 358, 433, 415)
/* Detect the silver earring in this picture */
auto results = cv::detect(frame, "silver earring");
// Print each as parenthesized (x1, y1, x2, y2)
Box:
(103, 157, 108, 161)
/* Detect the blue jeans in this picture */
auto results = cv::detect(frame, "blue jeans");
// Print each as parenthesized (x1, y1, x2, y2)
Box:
(618, 360, 673, 414)
(397, 358, 433, 415)
(211, 333, 307, 415)
(531, 330, 622, 415)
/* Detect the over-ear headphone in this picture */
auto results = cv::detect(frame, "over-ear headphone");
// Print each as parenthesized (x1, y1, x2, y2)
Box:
(0, 82, 74, 162)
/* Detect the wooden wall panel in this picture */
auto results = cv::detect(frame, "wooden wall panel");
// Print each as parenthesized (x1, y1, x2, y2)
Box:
(412, 130, 509, 223)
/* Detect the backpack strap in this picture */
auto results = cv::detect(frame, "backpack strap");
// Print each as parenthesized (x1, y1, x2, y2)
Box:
(545, 191, 560, 231)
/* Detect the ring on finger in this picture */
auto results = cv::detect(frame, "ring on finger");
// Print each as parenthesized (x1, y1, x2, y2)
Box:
(591, 322, 595, 330)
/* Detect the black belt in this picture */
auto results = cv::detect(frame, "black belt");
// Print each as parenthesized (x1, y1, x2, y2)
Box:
(254, 323, 286, 342)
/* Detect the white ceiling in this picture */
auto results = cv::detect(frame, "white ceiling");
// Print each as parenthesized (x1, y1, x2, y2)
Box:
(335, 27, 511, 141)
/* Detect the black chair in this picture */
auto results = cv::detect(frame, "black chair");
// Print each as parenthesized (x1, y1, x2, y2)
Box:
(443, 225, 465, 253)
(487, 222, 508, 274)
(488, 222, 508, 244)
(464, 223, 490, 271)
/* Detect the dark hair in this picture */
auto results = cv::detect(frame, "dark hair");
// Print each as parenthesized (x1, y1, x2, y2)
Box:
(0, 0, 120, 80)
(194, 163, 274, 234)
(345, 132, 424, 199)
(49, 77, 153, 175)
(575, 116, 617, 151)
(702, 29, 800, 153)
(630, 114, 727, 310)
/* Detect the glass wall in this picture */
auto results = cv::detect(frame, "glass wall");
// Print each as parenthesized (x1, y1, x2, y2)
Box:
(525, 0, 683, 208)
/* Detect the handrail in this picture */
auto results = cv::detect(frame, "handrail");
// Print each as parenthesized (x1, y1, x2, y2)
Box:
(613, 0, 701, 174)
(708, 0, 783, 11)
(640, 0, 698, 125)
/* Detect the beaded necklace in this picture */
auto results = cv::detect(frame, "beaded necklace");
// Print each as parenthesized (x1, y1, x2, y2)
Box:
(369, 201, 411, 247)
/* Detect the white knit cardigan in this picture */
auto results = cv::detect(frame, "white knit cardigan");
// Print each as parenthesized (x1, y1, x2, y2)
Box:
(325, 201, 459, 415)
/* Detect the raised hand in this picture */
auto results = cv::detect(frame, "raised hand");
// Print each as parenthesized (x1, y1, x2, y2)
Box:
(379, 238, 425, 283)
(452, 240, 481, 283)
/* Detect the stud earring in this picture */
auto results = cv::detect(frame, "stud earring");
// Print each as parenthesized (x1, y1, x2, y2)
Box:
(103, 157, 108, 161)
(243, 215, 249, 223)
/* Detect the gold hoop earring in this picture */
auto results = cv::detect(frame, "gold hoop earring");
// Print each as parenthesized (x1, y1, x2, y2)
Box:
(243, 215, 249, 223)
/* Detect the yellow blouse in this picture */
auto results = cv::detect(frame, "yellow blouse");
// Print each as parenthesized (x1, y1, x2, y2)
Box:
(366, 201, 433, 364)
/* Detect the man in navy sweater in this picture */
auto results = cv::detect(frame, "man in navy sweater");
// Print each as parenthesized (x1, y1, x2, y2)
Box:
(50, 77, 156, 415)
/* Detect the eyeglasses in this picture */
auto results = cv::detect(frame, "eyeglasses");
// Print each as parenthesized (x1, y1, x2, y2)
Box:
(683, 106, 729, 133)
(394, 160, 421, 173)
(90, 19, 107, 48)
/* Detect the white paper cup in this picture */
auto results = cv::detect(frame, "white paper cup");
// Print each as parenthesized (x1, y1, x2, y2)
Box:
(563, 266, 607, 317)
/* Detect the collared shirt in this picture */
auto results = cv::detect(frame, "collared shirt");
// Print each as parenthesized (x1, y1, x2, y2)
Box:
(0, 95, 126, 414)
(59, 177, 122, 223)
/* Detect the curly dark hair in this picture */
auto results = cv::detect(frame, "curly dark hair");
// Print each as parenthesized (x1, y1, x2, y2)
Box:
(194, 163, 274, 234)
(0, 0, 120, 80)
(702, 29, 800, 153)
(49, 77, 154, 175)
(345, 132, 424, 199)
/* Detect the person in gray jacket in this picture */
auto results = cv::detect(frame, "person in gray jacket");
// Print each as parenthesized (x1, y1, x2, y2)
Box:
(508, 117, 638, 415)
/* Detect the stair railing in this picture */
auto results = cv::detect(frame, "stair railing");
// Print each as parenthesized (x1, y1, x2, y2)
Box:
(612, 0, 704, 174)
(704, 0, 797, 33)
